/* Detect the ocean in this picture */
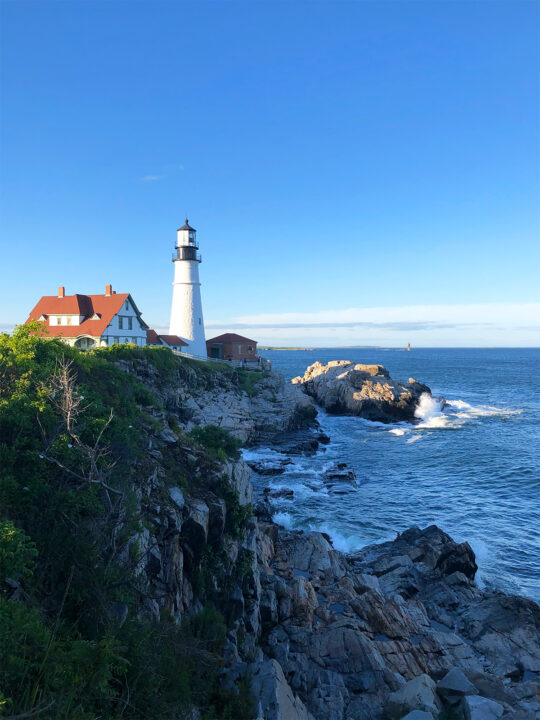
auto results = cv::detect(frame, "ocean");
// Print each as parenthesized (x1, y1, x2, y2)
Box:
(246, 348, 540, 603)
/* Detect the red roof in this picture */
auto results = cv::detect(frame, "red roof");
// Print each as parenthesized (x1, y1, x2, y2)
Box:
(27, 290, 147, 338)
(146, 329, 161, 344)
(160, 334, 187, 346)
(207, 333, 258, 345)
(146, 329, 187, 347)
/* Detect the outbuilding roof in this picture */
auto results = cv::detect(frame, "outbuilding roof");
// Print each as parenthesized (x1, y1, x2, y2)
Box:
(27, 289, 148, 338)
(160, 334, 187, 346)
(146, 329, 187, 347)
(206, 333, 258, 345)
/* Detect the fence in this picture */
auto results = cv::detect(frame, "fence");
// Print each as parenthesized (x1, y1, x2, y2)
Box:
(171, 349, 271, 371)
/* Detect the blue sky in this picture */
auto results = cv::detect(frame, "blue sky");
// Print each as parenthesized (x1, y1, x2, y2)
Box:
(1, 1, 539, 346)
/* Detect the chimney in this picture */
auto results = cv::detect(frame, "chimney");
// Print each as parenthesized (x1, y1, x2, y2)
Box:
(58, 286, 65, 298)
(105, 284, 112, 296)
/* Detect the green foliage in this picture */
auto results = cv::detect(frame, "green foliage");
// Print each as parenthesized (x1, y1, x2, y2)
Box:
(188, 425, 241, 461)
(236, 369, 263, 397)
(0, 326, 255, 719)
(220, 480, 253, 539)
(0, 520, 37, 587)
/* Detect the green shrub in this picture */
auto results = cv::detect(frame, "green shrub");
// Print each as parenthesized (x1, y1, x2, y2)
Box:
(188, 425, 241, 461)
(0, 520, 37, 587)
(219, 480, 253, 539)
(236, 370, 263, 397)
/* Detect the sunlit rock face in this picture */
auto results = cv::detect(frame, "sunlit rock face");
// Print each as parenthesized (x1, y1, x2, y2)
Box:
(292, 360, 434, 423)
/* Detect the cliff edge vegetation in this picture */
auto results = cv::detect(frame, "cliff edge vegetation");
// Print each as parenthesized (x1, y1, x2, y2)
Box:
(0, 324, 260, 719)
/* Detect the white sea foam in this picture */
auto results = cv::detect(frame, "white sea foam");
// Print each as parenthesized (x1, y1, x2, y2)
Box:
(445, 399, 522, 419)
(308, 523, 363, 553)
(389, 428, 406, 436)
(273, 511, 294, 530)
(414, 393, 451, 428)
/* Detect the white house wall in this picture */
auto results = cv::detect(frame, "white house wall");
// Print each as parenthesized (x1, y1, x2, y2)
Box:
(102, 298, 147, 346)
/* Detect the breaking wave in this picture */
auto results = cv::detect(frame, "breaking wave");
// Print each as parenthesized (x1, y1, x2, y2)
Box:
(413, 393, 521, 430)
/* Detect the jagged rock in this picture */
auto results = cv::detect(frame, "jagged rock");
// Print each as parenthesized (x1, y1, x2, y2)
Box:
(437, 667, 478, 703)
(206, 496, 227, 542)
(401, 712, 435, 720)
(168, 486, 185, 510)
(181, 499, 209, 568)
(224, 458, 253, 505)
(292, 360, 433, 423)
(250, 658, 315, 720)
(265, 487, 294, 500)
(322, 462, 357, 487)
(385, 674, 441, 718)
(247, 458, 292, 475)
(463, 695, 504, 720)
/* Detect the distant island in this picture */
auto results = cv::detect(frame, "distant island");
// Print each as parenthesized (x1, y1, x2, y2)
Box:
(259, 346, 316, 351)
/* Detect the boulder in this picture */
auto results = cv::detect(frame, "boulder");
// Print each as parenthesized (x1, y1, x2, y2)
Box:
(168, 486, 185, 510)
(386, 674, 441, 718)
(437, 667, 478, 704)
(292, 360, 434, 423)
(323, 462, 357, 487)
(463, 695, 504, 720)
(250, 658, 315, 720)
(401, 712, 435, 720)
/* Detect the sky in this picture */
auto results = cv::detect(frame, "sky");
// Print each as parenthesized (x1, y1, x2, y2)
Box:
(1, 0, 539, 347)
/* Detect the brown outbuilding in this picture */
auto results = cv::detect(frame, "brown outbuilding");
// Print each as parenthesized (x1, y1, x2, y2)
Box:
(206, 333, 258, 362)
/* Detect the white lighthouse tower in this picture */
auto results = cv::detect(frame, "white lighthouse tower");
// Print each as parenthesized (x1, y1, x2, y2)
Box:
(169, 219, 207, 358)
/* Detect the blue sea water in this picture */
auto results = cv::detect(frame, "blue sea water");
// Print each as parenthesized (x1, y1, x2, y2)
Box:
(247, 348, 540, 602)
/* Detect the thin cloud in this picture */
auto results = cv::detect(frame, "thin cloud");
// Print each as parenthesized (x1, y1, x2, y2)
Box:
(205, 321, 483, 331)
(205, 303, 540, 346)
(140, 174, 167, 182)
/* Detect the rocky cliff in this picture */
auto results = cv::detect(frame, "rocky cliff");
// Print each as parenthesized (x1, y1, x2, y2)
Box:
(292, 361, 434, 423)
(120, 353, 317, 443)
(2, 335, 538, 720)
(115, 353, 539, 719)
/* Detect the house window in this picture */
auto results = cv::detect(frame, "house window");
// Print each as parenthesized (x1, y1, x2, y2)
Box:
(56, 317, 62, 325)
(66, 317, 72, 325)
(118, 317, 123, 329)
(128, 317, 132, 330)
(248, 346, 253, 352)
(125, 301, 129, 310)
(238, 345, 242, 353)
(114, 337, 119, 344)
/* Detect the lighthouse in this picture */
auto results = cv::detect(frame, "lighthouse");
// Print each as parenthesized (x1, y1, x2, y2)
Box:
(169, 219, 207, 358)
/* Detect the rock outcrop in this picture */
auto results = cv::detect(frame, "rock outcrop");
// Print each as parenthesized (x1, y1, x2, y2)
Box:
(250, 522, 540, 719)
(117, 354, 317, 443)
(292, 360, 433, 423)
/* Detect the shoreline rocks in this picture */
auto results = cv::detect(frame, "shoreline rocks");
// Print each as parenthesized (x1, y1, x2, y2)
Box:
(249, 520, 540, 719)
(292, 360, 434, 423)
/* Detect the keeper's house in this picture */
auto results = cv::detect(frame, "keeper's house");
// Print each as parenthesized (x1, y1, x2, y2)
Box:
(206, 333, 258, 362)
(26, 285, 148, 349)
(146, 329, 187, 352)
